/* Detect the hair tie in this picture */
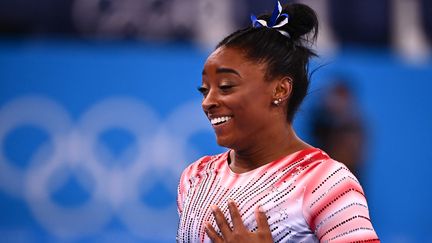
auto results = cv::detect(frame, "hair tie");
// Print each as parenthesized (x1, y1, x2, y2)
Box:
(250, 0, 290, 38)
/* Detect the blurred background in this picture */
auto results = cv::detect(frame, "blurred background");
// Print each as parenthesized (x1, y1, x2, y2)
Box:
(0, 0, 431, 242)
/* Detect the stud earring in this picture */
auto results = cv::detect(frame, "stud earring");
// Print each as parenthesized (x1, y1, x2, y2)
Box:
(273, 98, 282, 105)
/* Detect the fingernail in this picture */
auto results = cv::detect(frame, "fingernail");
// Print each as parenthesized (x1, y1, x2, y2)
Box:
(228, 198, 235, 205)
(258, 205, 264, 212)
(211, 205, 217, 212)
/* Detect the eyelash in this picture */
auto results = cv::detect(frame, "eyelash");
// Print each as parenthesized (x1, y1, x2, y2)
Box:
(197, 86, 208, 95)
(197, 85, 234, 96)
(220, 85, 234, 91)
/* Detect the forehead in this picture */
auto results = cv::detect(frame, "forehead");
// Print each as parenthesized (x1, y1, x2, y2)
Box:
(203, 47, 265, 73)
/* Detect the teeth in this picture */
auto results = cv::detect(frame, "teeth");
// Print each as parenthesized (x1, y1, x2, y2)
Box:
(210, 116, 232, 125)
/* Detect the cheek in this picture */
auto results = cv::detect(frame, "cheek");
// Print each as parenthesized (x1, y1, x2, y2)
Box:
(229, 93, 271, 120)
(246, 88, 272, 108)
(224, 83, 273, 117)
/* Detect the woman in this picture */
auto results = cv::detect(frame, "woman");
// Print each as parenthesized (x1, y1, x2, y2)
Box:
(177, 2, 379, 242)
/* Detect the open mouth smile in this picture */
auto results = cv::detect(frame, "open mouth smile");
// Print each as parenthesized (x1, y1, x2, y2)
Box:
(210, 116, 232, 126)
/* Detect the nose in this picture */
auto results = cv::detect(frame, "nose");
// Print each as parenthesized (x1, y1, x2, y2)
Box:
(202, 89, 219, 112)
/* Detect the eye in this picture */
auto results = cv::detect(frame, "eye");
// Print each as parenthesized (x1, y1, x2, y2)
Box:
(197, 86, 209, 96)
(219, 85, 234, 93)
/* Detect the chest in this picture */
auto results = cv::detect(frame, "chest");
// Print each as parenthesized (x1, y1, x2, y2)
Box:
(177, 171, 315, 242)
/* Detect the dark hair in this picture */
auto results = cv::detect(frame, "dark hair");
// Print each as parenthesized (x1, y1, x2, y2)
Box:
(216, 3, 319, 122)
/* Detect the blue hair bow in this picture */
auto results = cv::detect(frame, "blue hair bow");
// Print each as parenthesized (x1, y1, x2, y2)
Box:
(250, 0, 290, 37)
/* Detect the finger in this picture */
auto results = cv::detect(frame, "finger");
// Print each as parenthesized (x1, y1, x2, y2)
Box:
(205, 222, 223, 243)
(255, 205, 271, 233)
(227, 199, 247, 231)
(211, 205, 232, 237)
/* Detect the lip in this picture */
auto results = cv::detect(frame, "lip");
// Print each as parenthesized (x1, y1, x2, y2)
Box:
(207, 115, 233, 125)
(212, 118, 232, 137)
(206, 114, 233, 131)
(212, 118, 231, 127)
(207, 114, 233, 120)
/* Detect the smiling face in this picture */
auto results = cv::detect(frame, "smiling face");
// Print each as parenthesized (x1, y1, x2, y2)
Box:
(200, 47, 280, 151)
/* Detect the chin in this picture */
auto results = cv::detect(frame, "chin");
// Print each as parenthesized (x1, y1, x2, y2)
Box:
(215, 136, 234, 149)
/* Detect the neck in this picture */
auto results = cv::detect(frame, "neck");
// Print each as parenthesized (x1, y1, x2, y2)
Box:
(229, 123, 312, 173)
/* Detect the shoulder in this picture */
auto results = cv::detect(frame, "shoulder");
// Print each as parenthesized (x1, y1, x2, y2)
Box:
(300, 150, 363, 201)
(300, 151, 379, 241)
(301, 150, 369, 224)
(305, 152, 361, 193)
(179, 151, 228, 185)
(297, 148, 356, 182)
(300, 148, 366, 213)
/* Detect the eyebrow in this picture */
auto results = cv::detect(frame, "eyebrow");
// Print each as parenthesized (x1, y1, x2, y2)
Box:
(202, 67, 241, 77)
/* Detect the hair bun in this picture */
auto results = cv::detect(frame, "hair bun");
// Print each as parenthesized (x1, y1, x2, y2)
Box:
(258, 3, 318, 42)
(285, 4, 318, 41)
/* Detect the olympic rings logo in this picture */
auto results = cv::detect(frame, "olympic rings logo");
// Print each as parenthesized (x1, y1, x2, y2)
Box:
(0, 95, 219, 240)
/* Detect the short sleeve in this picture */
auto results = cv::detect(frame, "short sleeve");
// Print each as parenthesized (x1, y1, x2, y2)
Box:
(176, 155, 211, 216)
(177, 165, 191, 216)
(302, 160, 380, 242)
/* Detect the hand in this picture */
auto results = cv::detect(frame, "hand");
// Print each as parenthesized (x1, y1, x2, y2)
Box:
(205, 199, 273, 243)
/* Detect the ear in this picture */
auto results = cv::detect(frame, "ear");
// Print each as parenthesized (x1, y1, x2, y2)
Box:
(272, 76, 293, 103)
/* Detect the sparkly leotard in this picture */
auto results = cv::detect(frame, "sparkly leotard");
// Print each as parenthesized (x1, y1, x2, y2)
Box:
(177, 148, 379, 242)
